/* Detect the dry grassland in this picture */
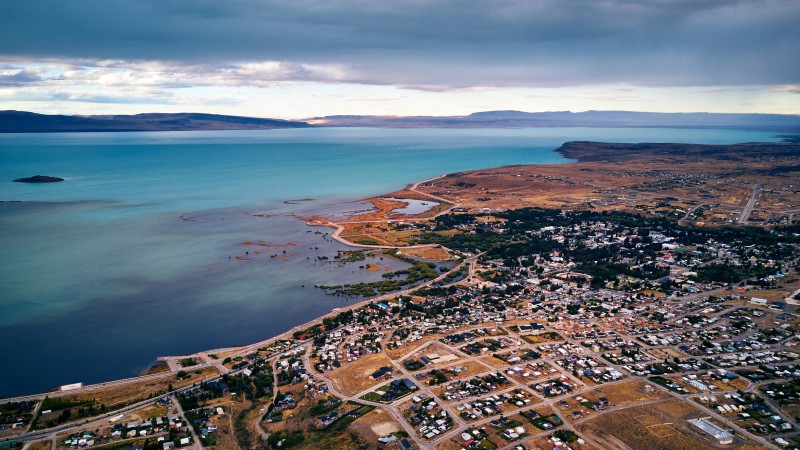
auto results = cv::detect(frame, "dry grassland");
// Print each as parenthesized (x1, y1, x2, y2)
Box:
(63, 367, 218, 408)
(349, 407, 401, 441)
(26, 441, 53, 450)
(398, 245, 453, 261)
(584, 380, 670, 407)
(328, 353, 394, 396)
(386, 333, 444, 360)
(521, 332, 564, 345)
(416, 142, 800, 226)
(578, 399, 714, 450)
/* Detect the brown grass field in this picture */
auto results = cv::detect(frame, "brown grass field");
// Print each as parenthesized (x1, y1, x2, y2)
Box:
(349, 407, 402, 441)
(583, 380, 670, 407)
(415, 142, 800, 227)
(479, 355, 512, 369)
(26, 441, 52, 450)
(129, 403, 168, 421)
(709, 376, 751, 391)
(446, 360, 493, 379)
(577, 399, 714, 450)
(397, 245, 453, 261)
(328, 353, 395, 396)
(386, 333, 444, 360)
(521, 332, 564, 344)
(62, 366, 219, 409)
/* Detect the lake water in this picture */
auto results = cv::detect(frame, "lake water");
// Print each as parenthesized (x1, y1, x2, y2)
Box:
(0, 127, 781, 397)
(383, 197, 440, 215)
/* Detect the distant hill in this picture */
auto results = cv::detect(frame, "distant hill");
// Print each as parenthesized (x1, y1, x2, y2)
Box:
(0, 111, 311, 133)
(5, 110, 799, 133)
(309, 110, 800, 132)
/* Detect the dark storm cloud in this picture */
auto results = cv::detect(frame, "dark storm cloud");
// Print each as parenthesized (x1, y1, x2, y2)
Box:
(1, 0, 798, 89)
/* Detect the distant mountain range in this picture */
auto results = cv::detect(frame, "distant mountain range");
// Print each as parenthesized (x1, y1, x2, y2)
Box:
(1, 109, 799, 133)
(309, 110, 800, 132)
(0, 111, 310, 132)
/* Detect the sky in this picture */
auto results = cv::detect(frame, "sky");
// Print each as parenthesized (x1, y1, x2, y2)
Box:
(0, 0, 798, 119)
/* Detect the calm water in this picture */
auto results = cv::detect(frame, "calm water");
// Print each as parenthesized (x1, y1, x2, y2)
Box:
(0, 127, 781, 396)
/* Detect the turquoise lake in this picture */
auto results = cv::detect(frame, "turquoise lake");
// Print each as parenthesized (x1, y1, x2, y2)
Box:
(0, 127, 781, 396)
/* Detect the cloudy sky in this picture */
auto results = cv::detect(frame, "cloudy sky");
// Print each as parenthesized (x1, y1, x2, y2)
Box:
(1, 0, 798, 118)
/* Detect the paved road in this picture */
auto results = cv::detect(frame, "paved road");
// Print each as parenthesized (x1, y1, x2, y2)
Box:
(173, 395, 202, 450)
(738, 183, 762, 224)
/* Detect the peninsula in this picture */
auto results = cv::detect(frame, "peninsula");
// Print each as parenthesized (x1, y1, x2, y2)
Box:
(2, 141, 798, 450)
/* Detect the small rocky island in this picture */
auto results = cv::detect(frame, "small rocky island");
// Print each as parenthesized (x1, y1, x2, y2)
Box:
(13, 175, 64, 183)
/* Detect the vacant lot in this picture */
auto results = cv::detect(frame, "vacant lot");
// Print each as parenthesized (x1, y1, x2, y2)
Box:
(26, 441, 52, 450)
(577, 399, 714, 450)
(521, 332, 563, 344)
(399, 245, 453, 261)
(349, 407, 402, 441)
(329, 353, 395, 396)
(386, 333, 443, 360)
(584, 380, 670, 407)
(48, 366, 219, 415)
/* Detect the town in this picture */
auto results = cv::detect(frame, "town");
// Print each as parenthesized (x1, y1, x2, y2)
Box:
(2, 142, 799, 450)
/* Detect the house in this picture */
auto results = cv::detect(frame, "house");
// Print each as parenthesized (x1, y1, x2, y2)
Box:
(370, 366, 393, 380)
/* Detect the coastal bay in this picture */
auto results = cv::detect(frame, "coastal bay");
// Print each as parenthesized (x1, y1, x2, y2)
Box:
(0, 127, 781, 397)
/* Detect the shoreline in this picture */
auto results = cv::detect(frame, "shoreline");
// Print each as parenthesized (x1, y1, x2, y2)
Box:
(0, 174, 469, 402)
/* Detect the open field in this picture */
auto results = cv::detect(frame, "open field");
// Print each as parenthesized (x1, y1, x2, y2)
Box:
(708, 376, 751, 391)
(62, 367, 219, 409)
(648, 348, 687, 360)
(416, 142, 800, 227)
(407, 342, 462, 364)
(349, 407, 402, 441)
(129, 403, 168, 421)
(521, 332, 564, 344)
(328, 353, 395, 396)
(26, 441, 52, 450)
(577, 400, 715, 450)
(479, 355, 510, 369)
(584, 380, 670, 407)
(443, 360, 492, 379)
(386, 333, 444, 360)
(397, 245, 453, 261)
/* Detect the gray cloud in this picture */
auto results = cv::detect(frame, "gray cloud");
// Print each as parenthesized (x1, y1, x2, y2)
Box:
(1, 0, 798, 89)
(0, 65, 45, 86)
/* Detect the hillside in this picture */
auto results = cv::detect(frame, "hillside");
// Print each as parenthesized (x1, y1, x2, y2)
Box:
(309, 110, 800, 132)
(0, 111, 311, 133)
